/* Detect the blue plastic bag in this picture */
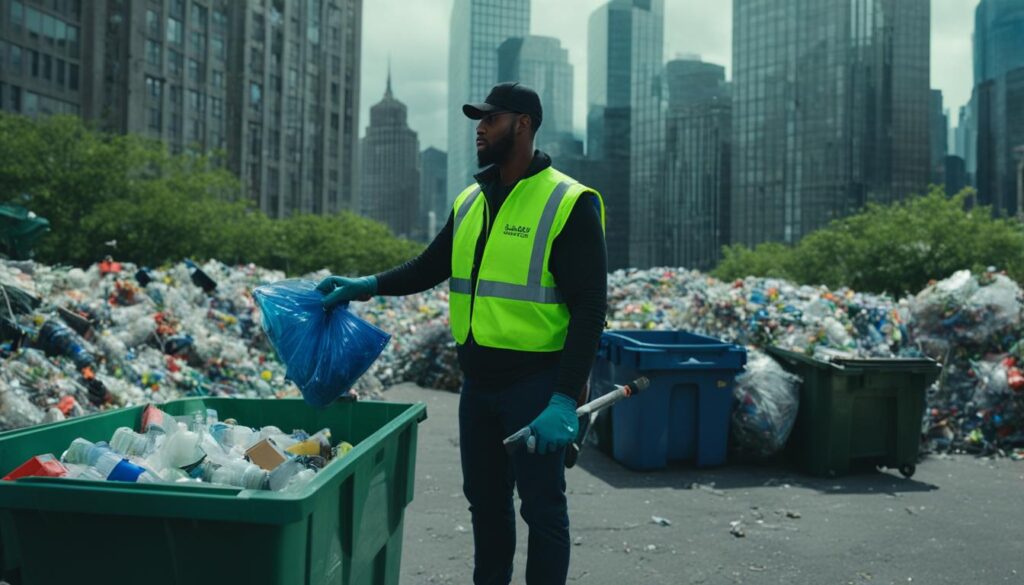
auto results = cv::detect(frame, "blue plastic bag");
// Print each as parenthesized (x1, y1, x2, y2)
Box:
(253, 280, 390, 406)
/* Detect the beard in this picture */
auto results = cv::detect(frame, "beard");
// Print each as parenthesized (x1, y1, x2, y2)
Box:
(477, 123, 516, 168)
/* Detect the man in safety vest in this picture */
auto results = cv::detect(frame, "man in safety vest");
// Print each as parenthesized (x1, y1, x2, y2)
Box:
(317, 82, 608, 585)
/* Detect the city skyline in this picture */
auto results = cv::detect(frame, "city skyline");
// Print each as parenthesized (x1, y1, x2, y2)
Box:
(362, 0, 979, 152)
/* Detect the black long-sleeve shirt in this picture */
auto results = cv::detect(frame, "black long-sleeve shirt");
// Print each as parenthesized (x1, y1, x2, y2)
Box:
(374, 151, 608, 399)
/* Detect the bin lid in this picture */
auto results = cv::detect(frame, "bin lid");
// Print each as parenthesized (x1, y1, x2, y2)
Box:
(767, 346, 941, 374)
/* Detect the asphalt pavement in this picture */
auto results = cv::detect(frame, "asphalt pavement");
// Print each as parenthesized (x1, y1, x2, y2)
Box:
(385, 383, 1024, 585)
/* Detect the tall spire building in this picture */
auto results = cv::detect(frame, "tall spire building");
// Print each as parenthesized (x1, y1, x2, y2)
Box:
(360, 70, 420, 239)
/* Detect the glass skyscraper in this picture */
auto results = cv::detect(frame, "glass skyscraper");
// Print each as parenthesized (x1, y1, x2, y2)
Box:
(447, 0, 529, 197)
(731, 0, 931, 247)
(588, 0, 664, 269)
(974, 0, 1024, 85)
(930, 90, 949, 186)
(497, 35, 574, 157)
(972, 0, 1024, 217)
(663, 59, 731, 271)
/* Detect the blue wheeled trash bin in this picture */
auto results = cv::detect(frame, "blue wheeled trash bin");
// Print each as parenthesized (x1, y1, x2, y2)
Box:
(589, 330, 747, 471)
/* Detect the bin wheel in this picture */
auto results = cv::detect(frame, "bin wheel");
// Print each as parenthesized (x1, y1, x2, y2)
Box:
(899, 464, 916, 479)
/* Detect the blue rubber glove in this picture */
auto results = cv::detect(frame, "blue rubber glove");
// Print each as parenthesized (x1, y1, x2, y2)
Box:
(528, 393, 579, 455)
(316, 275, 378, 311)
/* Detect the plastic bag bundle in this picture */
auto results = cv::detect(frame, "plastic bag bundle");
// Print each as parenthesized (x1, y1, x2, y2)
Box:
(910, 270, 1023, 355)
(253, 280, 390, 407)
(731, 350, 802, 457)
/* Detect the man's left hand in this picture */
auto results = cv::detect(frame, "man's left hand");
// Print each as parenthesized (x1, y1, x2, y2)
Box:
(527, 393, 579, 455)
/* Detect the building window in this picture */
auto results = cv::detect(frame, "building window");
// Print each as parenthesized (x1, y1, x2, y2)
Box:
(250, 82, 262, 112)
(43, 55, 52, 81)
(146, 76, 162, 99)
(56, 20, 67, 50)
(67, 25, 79, 58)
(191, 4, 207, 30)
(68, 64, 78, 90)
(190, 31, 205, 54)
(169, 84, 181, 104)
(212, 70, 224, 88)
(249, 122, 262, 155)
(11, 2, 25, 30)
(30, 50, 39, 77)
(170, 113, 181, 134)
(212, 38, 225, 60)
(211, 97, 223, 118)
(146, 9, 160, 37)
(23, 91, 38, 116)
(252, 14, 265, 41)
(169, 0, 184, 18)
(10, 45, 22, 75)
(166, 18, 183, 45)
(188, 89, 204, 112)
(188, 59, 203, 84)
(146, 39, 161, 67)
(42, 14, 56, 46)
(149, 107, 162, 131)
(168, 50, 183, 76)
(56, 59, 65, 87)
(213, 9, 228, 32)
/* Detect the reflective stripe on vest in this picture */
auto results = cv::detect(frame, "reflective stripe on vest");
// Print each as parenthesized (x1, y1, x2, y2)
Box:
(448, 182, 571, 304)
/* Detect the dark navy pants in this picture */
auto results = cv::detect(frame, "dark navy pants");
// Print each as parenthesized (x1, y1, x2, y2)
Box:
(459, 367, 570, 585)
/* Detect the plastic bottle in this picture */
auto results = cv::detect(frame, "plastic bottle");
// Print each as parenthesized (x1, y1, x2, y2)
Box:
(110, 427, 154, 458)
(280, 469, 317, 493)
(36, 320, 95, 371)
(154, 429, 205, 469)
(61, 438, 113, 465)
(91, 451, 163, 483)
(197, 460, 268, 490)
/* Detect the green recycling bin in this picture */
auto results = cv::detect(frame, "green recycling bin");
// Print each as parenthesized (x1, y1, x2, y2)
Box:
(767, 348, 940, 478)
(0, 397, 426, 585)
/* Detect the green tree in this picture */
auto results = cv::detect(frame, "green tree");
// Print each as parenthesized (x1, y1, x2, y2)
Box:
(0, 113, 421, 275)
(712, 187, 1024, 295)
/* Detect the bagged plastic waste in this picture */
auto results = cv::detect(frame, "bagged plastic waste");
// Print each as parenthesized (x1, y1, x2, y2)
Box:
(253, 280, 390, 407)
(731, 350, 802, 457)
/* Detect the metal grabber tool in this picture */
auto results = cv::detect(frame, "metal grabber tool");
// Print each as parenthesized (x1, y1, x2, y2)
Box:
(502, 377, 650, 467)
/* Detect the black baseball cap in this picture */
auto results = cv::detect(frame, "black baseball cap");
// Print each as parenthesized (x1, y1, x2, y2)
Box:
(463, 82, 543, 130)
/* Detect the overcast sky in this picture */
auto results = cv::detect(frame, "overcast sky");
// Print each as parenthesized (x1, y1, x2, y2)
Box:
(360, 0, 979, 152)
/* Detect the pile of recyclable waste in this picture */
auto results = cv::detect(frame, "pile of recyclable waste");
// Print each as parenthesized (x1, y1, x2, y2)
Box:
(0, 258, 305, 432)
(4, 256, 1024, 457)
(607, 268, 1024, 456)
(352, 286, 462, 393)
(909, 270, 1024, 455)
(2, 404, 350, 492)
(605, 268, 912, 359)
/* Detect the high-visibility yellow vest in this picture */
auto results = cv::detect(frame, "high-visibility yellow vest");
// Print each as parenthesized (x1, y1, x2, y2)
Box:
(449, 166, 606, 352)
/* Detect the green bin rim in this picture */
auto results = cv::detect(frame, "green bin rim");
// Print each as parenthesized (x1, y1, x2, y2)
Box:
(0, 397, 428, 525)
(766, 346, 941, 374)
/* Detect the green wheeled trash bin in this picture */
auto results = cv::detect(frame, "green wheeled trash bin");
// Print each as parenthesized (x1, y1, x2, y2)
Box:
(767, 347, 940, 478)
(0, 397, 426, 585)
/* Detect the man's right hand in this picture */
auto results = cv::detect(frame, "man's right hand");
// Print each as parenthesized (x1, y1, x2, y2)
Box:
(316, 275, 378, 311)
